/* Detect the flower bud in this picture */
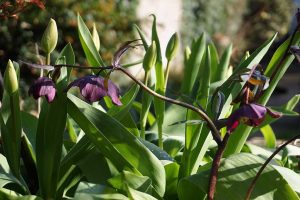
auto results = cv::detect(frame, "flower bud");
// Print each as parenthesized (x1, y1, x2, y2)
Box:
(4, 60, 18, 95)
(165, 32, 179, 61)
(92, 23, 100, 52)
(41, 18, 58, 54)
(143, 41, 157, 72)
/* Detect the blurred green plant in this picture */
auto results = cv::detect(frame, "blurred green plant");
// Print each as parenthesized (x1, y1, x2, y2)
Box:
(182, 0, 293, 55)
(0, 10, 300, 200)
(0, 0, 138, 69)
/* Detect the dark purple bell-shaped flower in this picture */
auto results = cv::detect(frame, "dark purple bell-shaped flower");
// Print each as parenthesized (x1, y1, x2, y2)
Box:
(226, 103, 281, 133)
(66, 75, 122, 106)
(28, 77, 56, 103)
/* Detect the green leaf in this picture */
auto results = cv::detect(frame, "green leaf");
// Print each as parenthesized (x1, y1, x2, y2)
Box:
(74, 182, 128, 200)
(59, 136, 94, 180)
(126, 186, 158, 200)
(139, 139, 173, 161)
(133, 101, 156, 127)
(108, 170, 152, 194)
(260, 125, 276, 148)
(181, 33, 206, 94)
(36, 93, 67, 199)
(1, 61, 22, 179)
(209, 42, 219, 82)
(134, 24, 149, 50)
(108, 85, 140, 136)
(282, 94, 300, 111)
(178, 153, 300, 200)
(56, 43, 75, 81)
(35, 49, 70, 199)
(77, 14, 105, 68)
(214, 44, 232, 82)
(67, 94, 166, 196)
(164, 161, 180, 200)
(0, 188, 42, 200)
(273, 165, 300, 195)
(151, 15, 165, 148)
(180, 46, 211, 178)
(77, 149, 118, 184)
(108, 85, 139, 120)
(21, 112, 37, 151)
(163, 136, 184, 157)
(223, 33, 278, 156)
(0, 154, 27, 194)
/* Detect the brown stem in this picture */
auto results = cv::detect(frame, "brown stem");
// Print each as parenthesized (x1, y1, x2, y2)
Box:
(208, 132, 231, 200)
(245, 134, 300, 200)
(117, 67, 222, 145)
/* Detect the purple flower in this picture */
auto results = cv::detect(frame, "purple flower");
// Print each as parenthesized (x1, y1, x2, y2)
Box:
(28, 77, 56, 103)
(226, 103, 281, 133)
(66, 75, 122, 106)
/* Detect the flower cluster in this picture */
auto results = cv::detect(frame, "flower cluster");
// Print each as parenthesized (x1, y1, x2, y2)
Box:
(222, 65, 281, 133)
(28, 74, 122, 106)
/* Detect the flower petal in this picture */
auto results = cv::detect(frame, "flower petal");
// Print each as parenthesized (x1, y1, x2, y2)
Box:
(28, 77, 56, 103)
(107, 80, 122, 106)
(66, 75, 121, 105)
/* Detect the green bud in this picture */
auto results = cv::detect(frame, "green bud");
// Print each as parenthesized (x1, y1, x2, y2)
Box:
(41, 18, 58, 54)
(184, 46, 191, 66)
(143, 41, 157, 72)
(165, 32, 179, 61)
(4, 60, 18, 95)
(92, 23, 100, 51)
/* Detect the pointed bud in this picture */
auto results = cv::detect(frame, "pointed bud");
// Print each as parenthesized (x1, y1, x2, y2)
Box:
(92, 23, 100, 51)
(165, 32, 179, 61)
(41, 18, 58, 54)
(143, 41, 157, 72)
(4, 60, 18, 95)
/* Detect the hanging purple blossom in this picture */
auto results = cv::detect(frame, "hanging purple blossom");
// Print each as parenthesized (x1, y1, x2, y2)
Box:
(226, 103, 281, 133)
(66, 75, 122, 106)
(28, 77, 56, 103)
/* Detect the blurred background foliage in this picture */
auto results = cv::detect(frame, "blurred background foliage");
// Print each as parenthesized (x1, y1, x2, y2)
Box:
(182, 0, 293, 59)
(0, 0, 138, 69)
(0, 0, 298, 137)
(0, 0, 296, 75)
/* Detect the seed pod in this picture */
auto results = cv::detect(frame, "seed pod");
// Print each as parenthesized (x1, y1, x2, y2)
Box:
(41, 18, 58, 54)
(165, 32, 179, 61)
(4, 60, 18, 95)
(143, 41, 157, 72)
(92, 23, 100, 51)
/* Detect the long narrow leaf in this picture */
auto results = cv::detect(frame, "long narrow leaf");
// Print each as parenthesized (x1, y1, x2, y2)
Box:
(77, 15, 105, 67)
(67, 94, 166, 196)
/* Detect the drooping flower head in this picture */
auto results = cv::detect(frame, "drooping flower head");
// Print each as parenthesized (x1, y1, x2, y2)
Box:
(225, 103, 281, 133)
(66, 75, 122, 106)
(28, 77, 56, 103)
